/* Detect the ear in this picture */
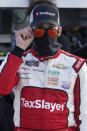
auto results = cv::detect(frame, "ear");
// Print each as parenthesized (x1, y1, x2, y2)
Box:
(58, 27, 62, 36)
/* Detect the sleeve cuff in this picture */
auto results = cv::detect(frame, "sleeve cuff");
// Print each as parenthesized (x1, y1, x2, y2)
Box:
(11, 46, 24, 58)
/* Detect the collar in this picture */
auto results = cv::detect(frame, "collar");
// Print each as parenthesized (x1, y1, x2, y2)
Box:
(30, 47, 62, 62)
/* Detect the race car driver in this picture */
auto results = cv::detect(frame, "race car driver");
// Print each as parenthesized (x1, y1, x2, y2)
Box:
(0, 1, 87, 131)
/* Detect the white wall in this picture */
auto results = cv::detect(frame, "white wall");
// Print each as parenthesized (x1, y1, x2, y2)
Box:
(0, 0, 29, 8)
(0, 0, 87, 8)
(57, 0, 87, 8)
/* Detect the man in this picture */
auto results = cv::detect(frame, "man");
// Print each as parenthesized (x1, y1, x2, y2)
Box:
(0, 2, 87, 131)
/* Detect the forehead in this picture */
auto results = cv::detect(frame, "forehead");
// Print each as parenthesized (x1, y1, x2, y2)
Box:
(35, 23, 58, 28)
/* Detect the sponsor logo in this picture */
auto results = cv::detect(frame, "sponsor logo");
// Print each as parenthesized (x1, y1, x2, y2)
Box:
(36, 12, 39, 16)
(36, 12, 55, 16)
(25, 60, 39, 67)
(20, 77, 31, 80)
(53, 64, 68, 69)
(61, 81, 71, 90)
(75, 59, 84, 69)
(21, 98, 64, 112)
(20, 67, 31, 80)
(20, 67, 30, 71)
(32, 68, 44, 73)
(47, 76, 59, 86)
(48, 70, 60, 76)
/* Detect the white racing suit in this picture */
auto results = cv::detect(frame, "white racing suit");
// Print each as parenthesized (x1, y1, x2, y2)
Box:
(0, 48, 87, 131)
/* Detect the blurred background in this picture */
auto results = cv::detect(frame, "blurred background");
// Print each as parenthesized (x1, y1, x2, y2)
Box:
(0, 0, 87, 64)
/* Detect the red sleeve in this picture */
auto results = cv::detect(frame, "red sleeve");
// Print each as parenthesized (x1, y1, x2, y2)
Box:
(74, 75, 81, 131)
(0, 53, 23, 95)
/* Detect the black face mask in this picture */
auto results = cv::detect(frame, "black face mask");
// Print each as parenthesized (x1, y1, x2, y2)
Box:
(33, 31, 61, 56)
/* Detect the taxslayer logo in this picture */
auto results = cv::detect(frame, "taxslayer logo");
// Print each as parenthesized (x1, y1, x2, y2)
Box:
(36, 12, 55, 16)
(21, 98, 64, 112)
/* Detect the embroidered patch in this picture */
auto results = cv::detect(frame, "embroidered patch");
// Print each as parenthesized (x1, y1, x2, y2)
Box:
(61, 81, 71, 90)
(47, 76, 59, 86)
(25, 60, 39, 67)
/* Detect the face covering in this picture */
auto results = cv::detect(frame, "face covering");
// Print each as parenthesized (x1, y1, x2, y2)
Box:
(33, 31, 61, 56)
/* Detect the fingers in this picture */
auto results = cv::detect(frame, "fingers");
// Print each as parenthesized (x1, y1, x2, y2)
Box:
(16, 26, 34, 40)
(15, 26, 34, 50)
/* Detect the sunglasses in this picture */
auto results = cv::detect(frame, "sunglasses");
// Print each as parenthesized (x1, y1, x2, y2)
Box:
(33, 28, 59, 38)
